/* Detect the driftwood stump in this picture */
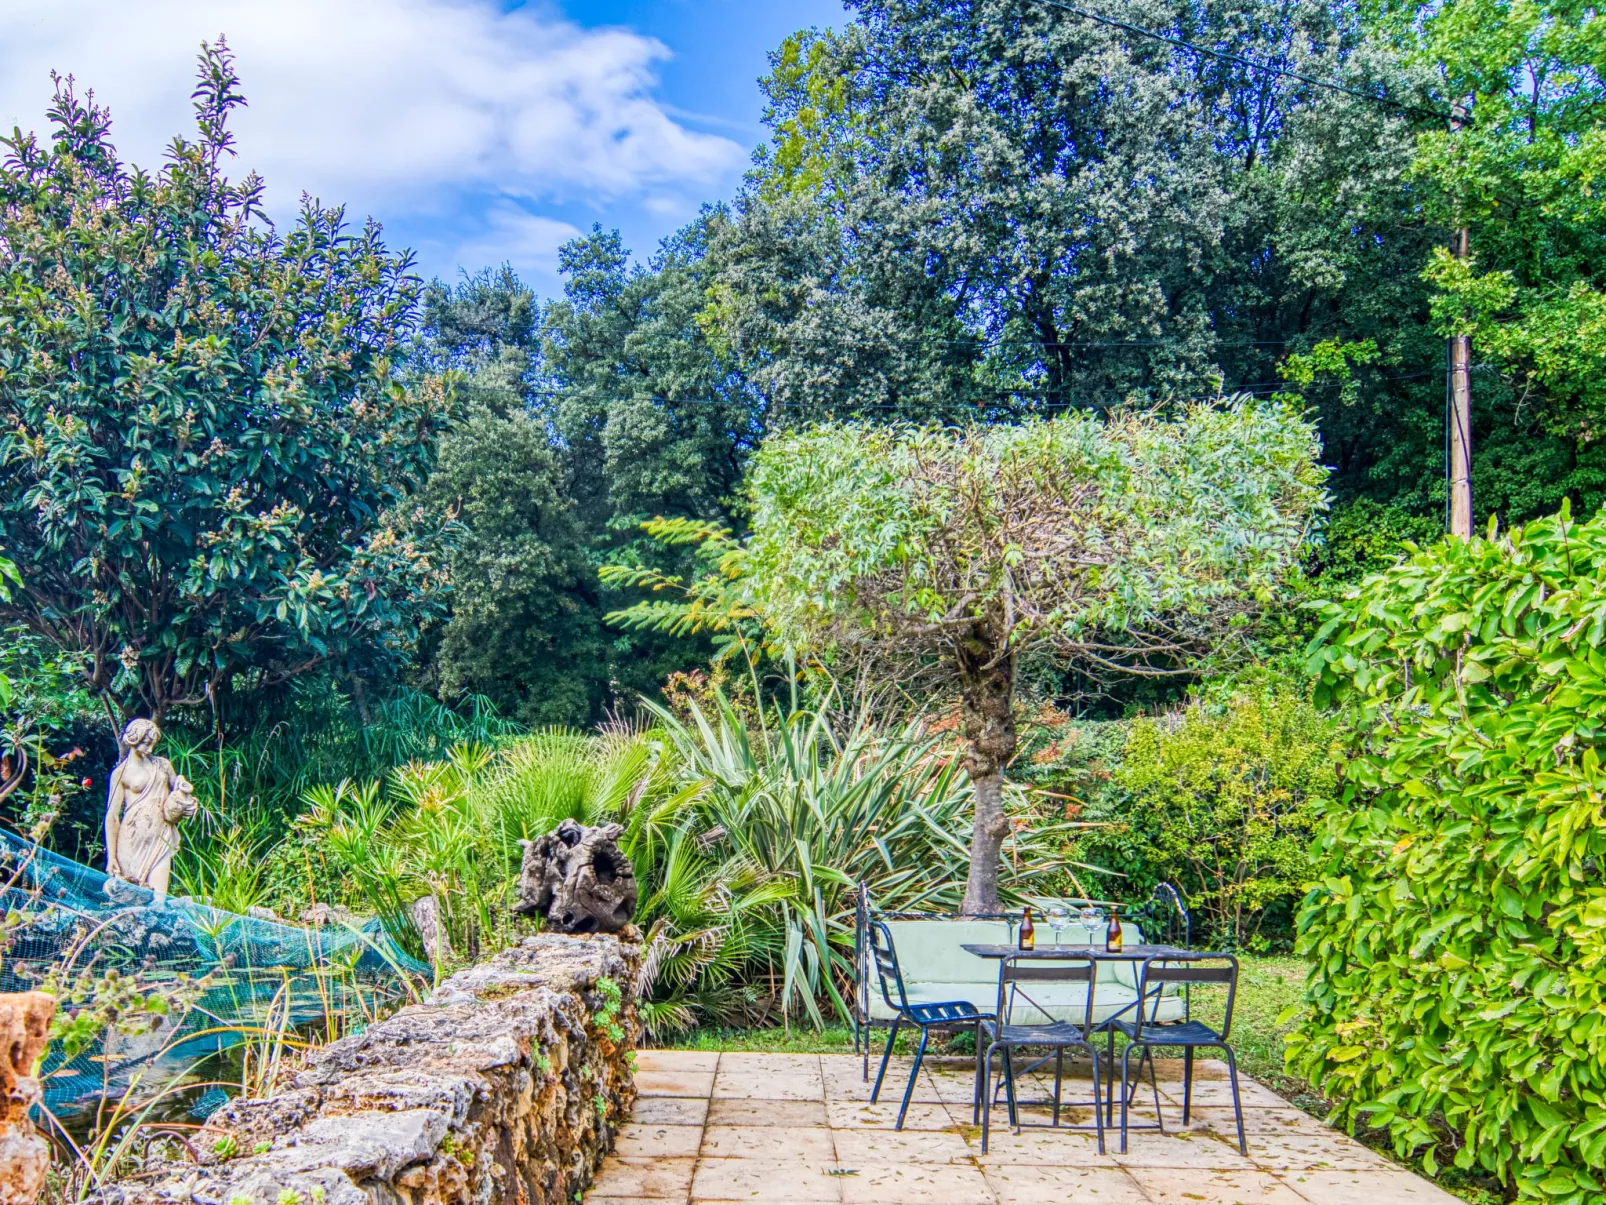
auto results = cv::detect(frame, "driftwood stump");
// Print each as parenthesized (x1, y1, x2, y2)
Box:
(514, 820, 637, 933)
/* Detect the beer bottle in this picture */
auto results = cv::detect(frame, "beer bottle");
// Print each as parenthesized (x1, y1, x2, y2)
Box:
(1105, 908, 1123, 954)
(1019, 907, 1035, 951)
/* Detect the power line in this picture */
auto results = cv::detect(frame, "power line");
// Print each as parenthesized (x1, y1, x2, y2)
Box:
(1031, 0, 1452, 121)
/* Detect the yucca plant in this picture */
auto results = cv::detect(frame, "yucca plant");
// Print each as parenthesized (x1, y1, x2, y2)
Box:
(284, 683, 1081, 1030)
(642, 687, 1078, 1027)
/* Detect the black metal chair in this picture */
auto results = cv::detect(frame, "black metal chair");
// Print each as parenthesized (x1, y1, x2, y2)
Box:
(978, 954, 1106, 1154)
(1107, 954, 1246, 1155)
(866, 919, 992, 1130)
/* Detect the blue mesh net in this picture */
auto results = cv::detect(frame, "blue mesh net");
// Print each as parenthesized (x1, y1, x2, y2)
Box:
(0, 828, 429, 1117)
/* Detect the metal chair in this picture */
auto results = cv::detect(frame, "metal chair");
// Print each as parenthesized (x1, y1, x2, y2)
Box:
(866, 919, 992, 1130)
(978, 954, 1106, 1154)
(1107, 954, 1246, 1155)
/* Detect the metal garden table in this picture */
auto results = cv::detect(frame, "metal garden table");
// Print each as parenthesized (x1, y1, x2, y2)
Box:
(961, 942, 1195, 1119)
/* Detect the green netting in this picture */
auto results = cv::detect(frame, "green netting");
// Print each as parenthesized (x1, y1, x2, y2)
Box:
(0, 827, 429, 1117)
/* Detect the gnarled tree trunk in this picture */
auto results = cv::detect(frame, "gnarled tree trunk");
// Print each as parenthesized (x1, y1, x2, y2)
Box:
(957, 634, 1016, 916)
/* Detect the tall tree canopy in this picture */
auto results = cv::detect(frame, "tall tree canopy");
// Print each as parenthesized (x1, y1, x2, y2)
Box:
(1398, 0, 1606, 507)
(0, 45, 448, 723)
(741, 398, 1326, 912)
(412, 222, 763, 723)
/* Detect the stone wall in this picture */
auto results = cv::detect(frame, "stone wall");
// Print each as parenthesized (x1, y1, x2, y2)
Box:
(0, 992, 55, 1205)
(104, 933, 640, 1205)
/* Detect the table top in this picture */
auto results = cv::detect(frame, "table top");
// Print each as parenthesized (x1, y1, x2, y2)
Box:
(960, 942, 1192, 962)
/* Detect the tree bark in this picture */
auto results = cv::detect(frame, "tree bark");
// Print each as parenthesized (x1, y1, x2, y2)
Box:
(957, 635, 1017, 916)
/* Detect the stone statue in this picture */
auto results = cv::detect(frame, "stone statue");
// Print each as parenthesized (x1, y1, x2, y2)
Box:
(103, 719, 197, 901)
(514, 819, 637, 934)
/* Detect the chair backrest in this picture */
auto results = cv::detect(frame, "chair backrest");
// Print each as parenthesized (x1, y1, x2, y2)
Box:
(1129, 883, 1191, 949)
(1132, 954, 1237, 1041)
(996, 955, 1096, 1031)
(867, 920, 911, 1014)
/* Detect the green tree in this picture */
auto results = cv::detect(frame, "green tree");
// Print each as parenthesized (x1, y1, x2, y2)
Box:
(419, 404, 604, 725)
(738, 399, 1326, 912)
(411, 267, 604, 724)
(0, 45, 447, 724)
(411, 234, 758, 721)
(541, 221, 762, 530)
(1404, 0, 1606, 421)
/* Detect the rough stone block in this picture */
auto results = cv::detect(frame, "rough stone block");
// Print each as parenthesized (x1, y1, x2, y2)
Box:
(98, 933, 640, 1205)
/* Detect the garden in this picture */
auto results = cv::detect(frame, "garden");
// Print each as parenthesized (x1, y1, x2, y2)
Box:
(1, 0, 1604, 1203)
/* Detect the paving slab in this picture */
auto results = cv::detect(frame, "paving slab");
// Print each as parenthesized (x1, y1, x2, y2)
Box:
(836, 1161, 996, 1205)
(1126, 1166, 1311, 1203)
(982, 1164, 1150, 1205)
(633, 1096, 711, 1126)
(614, 1123, 705, 1159)
(637, 1069, 718, 1098)
(587, 1050, 1465, 1205)
(713, 1072, 826, 1101)
(830, 1126, 972, 1165)
(709, 1099, 829, 1128)
(824, 1100, 954, 1130)
(639, 1051, 721, 1074)
(593, 1156, 696, 1200)
(1278, 1168, 1463, 1204)
(701, 1125, 837, 1160)
(691, 1156, 843, 1203)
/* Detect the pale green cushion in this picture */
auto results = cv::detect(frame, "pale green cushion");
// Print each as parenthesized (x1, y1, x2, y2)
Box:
(880, 919, 1012, 985)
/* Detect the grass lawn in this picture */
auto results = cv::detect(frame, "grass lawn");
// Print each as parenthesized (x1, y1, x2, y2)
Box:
(658, 955, 1505, 1205)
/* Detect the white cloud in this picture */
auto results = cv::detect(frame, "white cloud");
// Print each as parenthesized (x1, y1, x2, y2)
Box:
(0, 0, 746, 218)
(417, 201, 583, 290)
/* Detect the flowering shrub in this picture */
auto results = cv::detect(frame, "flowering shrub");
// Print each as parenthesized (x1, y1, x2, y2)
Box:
(1292, 502, 1606, 1203)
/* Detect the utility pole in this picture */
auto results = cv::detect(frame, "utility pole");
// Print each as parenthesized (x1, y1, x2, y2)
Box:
(1448, 100, 1473, 537)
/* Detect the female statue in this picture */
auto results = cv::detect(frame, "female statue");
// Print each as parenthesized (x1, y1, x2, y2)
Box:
(103, 719, 196, 900)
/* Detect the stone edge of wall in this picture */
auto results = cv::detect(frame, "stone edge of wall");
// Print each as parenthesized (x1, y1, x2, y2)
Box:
(102, 931, 641, 1205)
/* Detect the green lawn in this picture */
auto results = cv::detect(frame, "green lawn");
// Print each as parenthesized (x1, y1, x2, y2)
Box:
(659, 956, 1505, 1205)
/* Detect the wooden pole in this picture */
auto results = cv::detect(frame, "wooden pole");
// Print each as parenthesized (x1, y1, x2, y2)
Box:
(1448, 102, 1473, 537)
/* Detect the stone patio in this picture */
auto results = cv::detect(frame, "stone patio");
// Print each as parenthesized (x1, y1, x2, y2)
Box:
(586, 1050, 1460, 1205)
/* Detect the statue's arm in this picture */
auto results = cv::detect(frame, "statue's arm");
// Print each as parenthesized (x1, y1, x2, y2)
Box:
(103, 764, 124, 876)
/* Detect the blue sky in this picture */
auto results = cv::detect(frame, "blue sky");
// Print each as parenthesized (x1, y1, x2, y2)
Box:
(0, 0, 847, 296)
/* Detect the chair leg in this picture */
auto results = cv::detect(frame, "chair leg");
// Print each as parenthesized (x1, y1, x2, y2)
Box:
(1223, 1046, 1247, 1156)
(1119, 1044, 1134, 1154)
(871, 1018, 900, 1102)
(972, 1021, 986, 1125)
(1053, 1048, 1064, 1128)
(1104, 1028, 1117, 1125)
(896, 1027, 929, 1131)
(981, 1044, 997, 1154)
(1001, 1043, 1020, 1131)
(1086, 1043, 1106, 1156)
(1183, 1048, 1194, 1123)
(1145, 1048, 1163, 1133)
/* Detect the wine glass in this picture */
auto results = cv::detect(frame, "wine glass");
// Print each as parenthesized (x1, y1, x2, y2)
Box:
(1046, 905, 1070, 947)
(1080, 905, 1104, 947)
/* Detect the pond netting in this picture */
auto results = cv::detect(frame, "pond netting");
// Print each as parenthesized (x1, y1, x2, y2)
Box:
(0, 827, 429, 1118)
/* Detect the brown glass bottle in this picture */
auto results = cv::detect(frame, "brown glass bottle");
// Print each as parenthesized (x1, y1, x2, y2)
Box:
(1019, 907, 1035, 951)
(1105, 908, 1123, 954)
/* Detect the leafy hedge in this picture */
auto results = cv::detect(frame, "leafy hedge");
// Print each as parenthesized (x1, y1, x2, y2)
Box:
(1292, 502, 1606, 1203)
(1112, 689, 1334, 950)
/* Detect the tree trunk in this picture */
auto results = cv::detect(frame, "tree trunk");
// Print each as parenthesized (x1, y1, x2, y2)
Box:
(957, 638, 1017, 916)
(350, 671, 373, 727)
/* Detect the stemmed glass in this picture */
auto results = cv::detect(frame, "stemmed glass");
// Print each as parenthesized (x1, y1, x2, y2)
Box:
(1080, 905, 1104, 947)
(1046, 905, 1070, 947)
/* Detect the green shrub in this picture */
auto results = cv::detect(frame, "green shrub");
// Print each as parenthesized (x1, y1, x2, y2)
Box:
(1292, 502, 1606, 1202)
(1083, 689, 1335, 950)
